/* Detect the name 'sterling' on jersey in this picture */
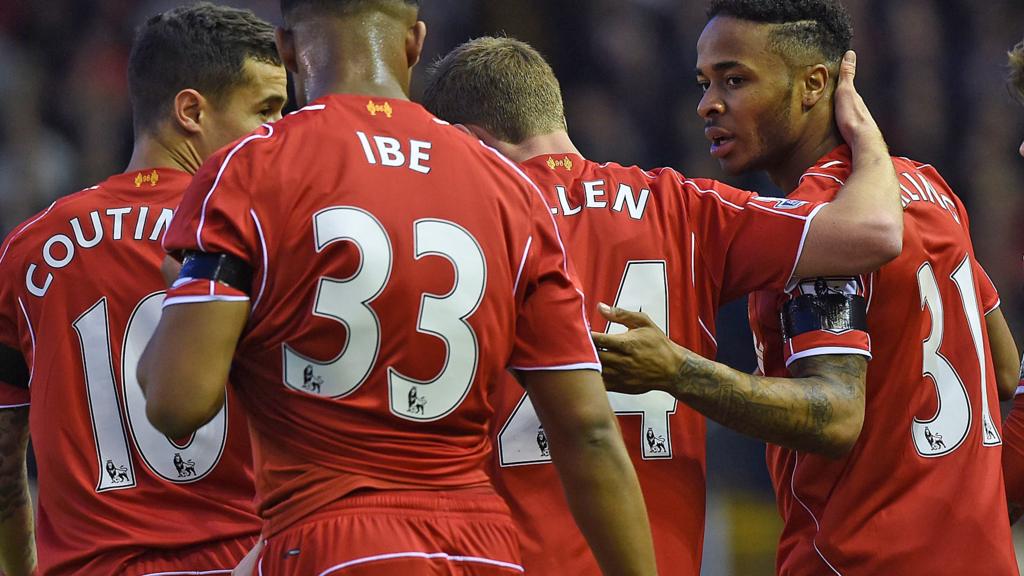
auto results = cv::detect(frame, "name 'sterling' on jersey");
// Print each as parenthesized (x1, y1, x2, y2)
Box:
(24, 204, 174, 298)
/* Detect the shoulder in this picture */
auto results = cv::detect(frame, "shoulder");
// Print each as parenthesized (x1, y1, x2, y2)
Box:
(0, 184, 108, 267)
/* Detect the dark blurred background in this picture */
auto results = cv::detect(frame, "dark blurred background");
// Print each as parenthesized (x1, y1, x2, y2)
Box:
(2, 1, 1022, 573)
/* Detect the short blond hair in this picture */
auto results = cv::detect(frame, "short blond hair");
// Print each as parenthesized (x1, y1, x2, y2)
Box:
(1010, 39, 1024, 103)
(422, 36, 566, 144)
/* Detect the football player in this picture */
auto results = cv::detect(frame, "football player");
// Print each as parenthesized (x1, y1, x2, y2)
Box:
(598, 0, 1018, 573)
(0, 3, 286, 575)
(138, 1, 655, 574)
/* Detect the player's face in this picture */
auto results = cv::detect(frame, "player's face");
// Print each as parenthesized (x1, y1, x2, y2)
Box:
(695, 17, 803, 174)
(200, 57, 288, 159)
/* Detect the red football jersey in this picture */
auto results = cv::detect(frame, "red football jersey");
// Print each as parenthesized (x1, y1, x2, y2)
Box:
(161, 95, 600, 538)
(0, 170, 260, 575)
(490, 154, 827, 575)
(750, 146, 1016, 575)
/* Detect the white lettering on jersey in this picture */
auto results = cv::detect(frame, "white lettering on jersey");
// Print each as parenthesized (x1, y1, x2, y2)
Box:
(24, 206, 173, 297)
(355, 131, 433, 174)
(550, 180, 650, 220)
(898, 171, 960, 224)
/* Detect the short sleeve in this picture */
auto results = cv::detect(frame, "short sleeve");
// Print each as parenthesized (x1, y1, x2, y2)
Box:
(684, 178, 826, 303)
(508, 187, 600, 372)
(974, 260, 1000, 315)
(0, 238, 30, 406)
(163, 129, 270, 306)
(779, 275, 873, 367)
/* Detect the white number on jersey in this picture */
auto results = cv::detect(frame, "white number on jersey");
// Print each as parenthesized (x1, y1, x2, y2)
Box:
(282, 207, 486, 421)
(912, 256, 1000, 457)
(75, 292, 228, 492)
(498, 260, 677, 466)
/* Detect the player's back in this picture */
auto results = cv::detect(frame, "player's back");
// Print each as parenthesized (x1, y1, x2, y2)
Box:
(752, 148, 1017, 574)
(164, 95, 599, 538)
(0, 170, 260, 575)
(492, 154, 827, 575)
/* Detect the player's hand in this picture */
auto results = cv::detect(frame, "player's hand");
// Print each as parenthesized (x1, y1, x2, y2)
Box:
(231, 539, 263, 576)
(834, 50, 886, 154)
(592, 303, 685, 395)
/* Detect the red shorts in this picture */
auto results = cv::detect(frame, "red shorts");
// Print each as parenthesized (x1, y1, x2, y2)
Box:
(116, 534, 257, 576)
(256, 487, 522, 575)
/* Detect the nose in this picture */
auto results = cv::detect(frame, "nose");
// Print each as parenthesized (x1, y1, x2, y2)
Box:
(697, 88, 724, 119)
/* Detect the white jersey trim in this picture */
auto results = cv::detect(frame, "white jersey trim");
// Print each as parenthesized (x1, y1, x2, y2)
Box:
(800, 172, 846, 187)
(783, 202, 827, 293)
(250, 209, 270, 313)
(16, 298, 35, 387)
(510, 362, 602, 373)
(681, 180, 744, 211)
(316, 551, 525, 576)
(984, 298, 1001, 316)
(163, 294, 251, 308)
(1015, 385, 1024, 398)
(194, 124, 275, 252)
(140, 565, 232, 569)
(512, 235, 533, 296)
(791, 453, 844, 575)
(0, 402, 29, 409)
(785, 346, 872, 368)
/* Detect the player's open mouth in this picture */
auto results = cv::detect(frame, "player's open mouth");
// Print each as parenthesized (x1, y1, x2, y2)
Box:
(709, 137, 734, 158)
(705, 127, 735, 158)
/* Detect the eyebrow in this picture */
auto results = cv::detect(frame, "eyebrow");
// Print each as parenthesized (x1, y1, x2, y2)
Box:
(694, 60, 743, 76)
(259, 94, 288, 108)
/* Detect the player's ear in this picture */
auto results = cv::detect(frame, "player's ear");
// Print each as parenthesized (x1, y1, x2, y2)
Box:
(407, 21, 427, 69)
(801, 63, 830, 110)
(172, 89, 205, 135)
(275, 27, 298, 73)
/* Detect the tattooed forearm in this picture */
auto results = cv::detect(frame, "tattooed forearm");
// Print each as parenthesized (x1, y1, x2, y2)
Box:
(669, 353, 867, 457)
(0, 406, 36, 576)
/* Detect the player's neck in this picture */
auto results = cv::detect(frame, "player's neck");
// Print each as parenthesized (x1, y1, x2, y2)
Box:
(297, 19, 411, 104)
(125, 133, 203, 176)
(489, 132, 581, 163)
(767, 125, 842, 194)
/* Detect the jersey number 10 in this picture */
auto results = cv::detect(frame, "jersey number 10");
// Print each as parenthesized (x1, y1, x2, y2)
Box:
(74, 293, 227, 492)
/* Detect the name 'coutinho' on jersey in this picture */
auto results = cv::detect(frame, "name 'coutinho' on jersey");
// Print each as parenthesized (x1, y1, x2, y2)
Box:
(25, 205, 174, 297)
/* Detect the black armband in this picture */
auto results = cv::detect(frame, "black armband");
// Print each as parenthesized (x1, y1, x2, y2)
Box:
(0, 344, 29, 389)
(179, 252, 253, 295)
(782, 292, 868, 339)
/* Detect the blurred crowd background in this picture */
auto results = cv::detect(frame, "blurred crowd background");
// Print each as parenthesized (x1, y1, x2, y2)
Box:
(1, 0, 1022, 573)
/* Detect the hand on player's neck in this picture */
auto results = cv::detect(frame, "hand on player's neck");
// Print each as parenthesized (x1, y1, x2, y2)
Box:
(481, 131, 582, 164)
(125, 133, 203, 176)
(295, 15, 414, 104)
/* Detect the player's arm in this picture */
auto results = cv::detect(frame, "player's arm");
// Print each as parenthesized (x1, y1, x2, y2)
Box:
(0, 405, 35, 576)
(520, 368, 657, 576)
(791, 50, 903, 278)
(138, 300, 249, 438)
(985, 307, 1019, 401)
(594, 305, 866, 458)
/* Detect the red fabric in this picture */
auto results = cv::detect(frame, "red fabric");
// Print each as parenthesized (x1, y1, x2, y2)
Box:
(489, 154, 823, 576)
(116, 534, 255, 576)
(163, 95, 598, 538)
(257, 488, 521, 576)
(0, 169, 260, 576)
(751, 146, 1016, 575)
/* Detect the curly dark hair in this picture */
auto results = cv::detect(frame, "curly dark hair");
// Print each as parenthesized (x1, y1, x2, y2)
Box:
(707, 0, 853, 65)
(128, 2, 280, 134)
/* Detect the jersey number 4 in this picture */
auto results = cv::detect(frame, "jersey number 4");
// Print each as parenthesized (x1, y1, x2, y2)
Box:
(74, 292, 227, 493)
(498, 260, 677, 466)
(912, 255, 1000, 457)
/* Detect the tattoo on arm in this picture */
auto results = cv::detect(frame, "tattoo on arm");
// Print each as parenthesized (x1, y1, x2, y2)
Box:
(671, 353, 867, 457)
(0, 406, 35, 575)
